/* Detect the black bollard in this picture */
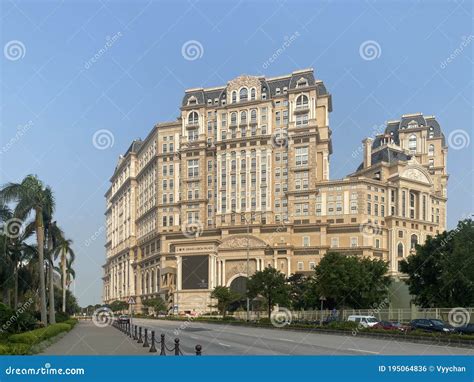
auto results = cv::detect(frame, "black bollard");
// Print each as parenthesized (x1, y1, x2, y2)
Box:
(128, 323, 132, 338)
(174, 338, 180, 356)
(143, 328, 149, 347)
(195, 344, 202, 356)
(134, 325, 137, 340)
(160, 334, 166, 356)
(138, 327, 143, 344)
(149, 331, 157, 353)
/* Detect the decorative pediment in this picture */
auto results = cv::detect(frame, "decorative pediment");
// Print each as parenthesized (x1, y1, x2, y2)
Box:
(218, 235, 267, 250)
(401, 167, 431, 184)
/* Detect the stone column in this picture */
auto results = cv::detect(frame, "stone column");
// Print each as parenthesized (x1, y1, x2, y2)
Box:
(176, 256, 182, 291)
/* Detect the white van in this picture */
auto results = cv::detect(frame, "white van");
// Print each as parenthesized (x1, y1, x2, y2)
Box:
(347, 315, 378, 328)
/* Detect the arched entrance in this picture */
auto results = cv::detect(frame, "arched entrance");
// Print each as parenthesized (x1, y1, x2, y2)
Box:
(229, 276, 247, 295)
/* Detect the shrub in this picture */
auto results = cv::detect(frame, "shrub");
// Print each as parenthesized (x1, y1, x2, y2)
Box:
(0, 303, 37, 334)
(64, 319, 78, 327)
(325, 321, 359, 330)
(0, 343, 31, 355)
(55, 312, 70, 323)
(9, 323, 71, 345)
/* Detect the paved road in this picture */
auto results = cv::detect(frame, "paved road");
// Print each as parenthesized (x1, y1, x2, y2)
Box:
(42, 321, 153, 355)
(133, 318, 474, 356)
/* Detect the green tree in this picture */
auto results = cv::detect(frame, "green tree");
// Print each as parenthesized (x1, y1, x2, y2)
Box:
(53, 236, 75, 313)
(400, 219, 474, 307)
(287, 273, 319, 310)
(0, 175, 55, 325)
(210, 286, 241, 317)
(142, 297, 167, 315)
(315, 252, 391, 308)
(54, 287, 79, 315)
(109, 300, 129, 312)
(247, 267, 289, 318)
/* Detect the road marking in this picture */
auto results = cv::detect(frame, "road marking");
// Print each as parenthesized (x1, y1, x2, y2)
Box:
(347, 348, 379, 354)
(277, 338, 295, 342)
(218, 342, 231, 347)
(190, 336, 197, 340)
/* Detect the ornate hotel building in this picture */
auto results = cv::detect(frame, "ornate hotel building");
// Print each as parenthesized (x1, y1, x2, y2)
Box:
(102, 68, 448, 313)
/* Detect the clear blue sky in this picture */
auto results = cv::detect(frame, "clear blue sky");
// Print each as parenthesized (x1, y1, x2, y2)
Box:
(1, 0, 472, 306)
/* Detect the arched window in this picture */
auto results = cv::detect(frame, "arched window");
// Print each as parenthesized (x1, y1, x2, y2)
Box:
(250, 109, 257, 122)
(240, 111, 247, 124)
(188, 111, 198, 125)
(239, 87, 248, 102)
(232, 91, 237, 103)
(408, 134, 417, 151)
(428, 144, 434, 156)
(410, 234, 418, 250)
(250, 88, 256, 100)
(397, 243, 404, 258)
(296, 94, 309, 108)
(230, 112, 237, 125)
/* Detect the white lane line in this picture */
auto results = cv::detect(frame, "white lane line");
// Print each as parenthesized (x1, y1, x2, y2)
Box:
(190, 336, 198, 340)
(218, 342, 231, 347)
(277, 338, 295, 342)
(346, 348, 379, 354)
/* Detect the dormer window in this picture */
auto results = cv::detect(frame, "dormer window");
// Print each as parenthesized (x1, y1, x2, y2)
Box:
(207, 99, 212, 105)
(408, 120, 418, 129)
(428, 126, 434, 139)
(262, 93, 267, 100)
(239, 87, 248, 102)
(296, 78, 308, 88)
(187, 96, 197, 106)
(283, 87, 288, 94)
(276, 88, 281, 95)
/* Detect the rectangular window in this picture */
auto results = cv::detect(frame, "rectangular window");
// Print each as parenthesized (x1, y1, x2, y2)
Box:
(331, 237, 339, 248)
(295, 147, 308, 166)
(303, 236, 310, 247)
(188, 159, 199, 178)
(350, 237, 358, 248)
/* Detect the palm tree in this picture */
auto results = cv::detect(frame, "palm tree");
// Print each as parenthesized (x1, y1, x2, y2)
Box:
(45, 220, 62, 324)
(54, 237, 75, 313)
(0, 175, 55, 325)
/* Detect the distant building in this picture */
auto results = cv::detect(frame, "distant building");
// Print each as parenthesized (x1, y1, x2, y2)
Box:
(102, 68, 448, 313)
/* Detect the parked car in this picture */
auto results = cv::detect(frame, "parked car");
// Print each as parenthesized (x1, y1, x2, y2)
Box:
(117, 314, 130, 324)
(347, 315, 379, 328)
(372, 321, 409, 332)
(454, 323, 474, 335)
(409, 319, 455, 333)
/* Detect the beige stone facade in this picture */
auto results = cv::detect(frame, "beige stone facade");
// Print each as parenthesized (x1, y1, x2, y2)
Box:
(102, 69, 448, 313)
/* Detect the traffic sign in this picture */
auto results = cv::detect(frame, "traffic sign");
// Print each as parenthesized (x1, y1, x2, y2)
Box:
(128, 297, 136, 305)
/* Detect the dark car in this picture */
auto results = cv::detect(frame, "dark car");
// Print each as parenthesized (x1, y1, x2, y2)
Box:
(117, 314, 130, 324)
(410, 319, 454, 333)
(454, 323, 474, 335)
(373, 321, 409, 332)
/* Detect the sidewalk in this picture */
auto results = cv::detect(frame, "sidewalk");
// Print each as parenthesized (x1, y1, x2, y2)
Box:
(42, 321, 154, 355)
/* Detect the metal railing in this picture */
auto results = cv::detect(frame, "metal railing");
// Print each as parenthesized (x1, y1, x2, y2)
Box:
(113, 320, 202, 355)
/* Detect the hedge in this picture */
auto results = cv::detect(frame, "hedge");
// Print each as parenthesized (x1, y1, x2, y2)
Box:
(9, 323, 71, 345)
(0, 343, 31, 355)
